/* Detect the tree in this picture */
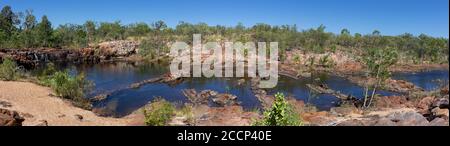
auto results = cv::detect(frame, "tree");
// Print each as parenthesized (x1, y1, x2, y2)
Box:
(97, 21, 124, 41)
(53, 24, 87, 49)
(84, 20, 96, 43)
(23, 10, 36, 30)
(21, 10, 38, 47)
(362, 48, 398, 108)
(125, 22, 150, 39)
(152, 20, 167, 32)
(36, 15, 53, 47)
(0, 5, 19, 36)
(338, 28, 352, 47)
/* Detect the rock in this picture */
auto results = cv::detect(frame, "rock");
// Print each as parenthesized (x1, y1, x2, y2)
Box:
(74, 114, 83, 121)
(0, 48, 100, 69)
(97, 40, 139, 58)
(212, 94, 238, 106)
(330, 106, 361, 117)
(385, 79, 424, 94)
(195, 106, 259, 126)
(168, 116, 189, 126)
(375, 96, 413, 109)
(429, 118, 449, 126)
(441, 85, 449, 95)
(182, 89, 217, 104)
(337, 119, 374, 126)
(416, 96, 435, 114)
(386, 111, 429, 126)
(338, 109, 432, 126)
(373, 118, 397, 126)
(431, 107, 449, 119)
(302, 111, 337, 126)
(0, 108, 25, 126)
(35, 120, 48, 126)
(90, 94, 108, 102)
(432, 98, 449, 109)
(0, 100, 12, 108)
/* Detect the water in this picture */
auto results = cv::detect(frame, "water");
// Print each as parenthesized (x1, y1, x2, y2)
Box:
(36, 62, 449, 117)
(392, 70, 449, 91)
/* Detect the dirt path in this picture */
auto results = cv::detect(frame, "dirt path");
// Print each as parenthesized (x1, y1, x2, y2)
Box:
(0, 81, 139, 126)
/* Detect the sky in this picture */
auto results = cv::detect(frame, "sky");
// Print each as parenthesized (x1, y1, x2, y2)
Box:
(1, 0, 448, 38)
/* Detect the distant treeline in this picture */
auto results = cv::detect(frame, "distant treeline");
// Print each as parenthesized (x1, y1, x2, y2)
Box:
(1, 5, 448, 63)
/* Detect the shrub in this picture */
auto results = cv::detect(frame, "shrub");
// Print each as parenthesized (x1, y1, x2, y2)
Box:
(37, 63, 57, 86)
(144, 98, 175, 126)
(48, 70, 93, 109)
(319, 54, 335, 68)
(139, 38, 169, 60)
(254, 92, 303, 126)
(0, 58, 18, 81)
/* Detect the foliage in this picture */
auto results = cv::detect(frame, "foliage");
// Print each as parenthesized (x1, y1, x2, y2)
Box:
(363, 48, 398, 79)
(39, 68, 93, 109)
(37, 63, 57, 86)
(0, 58, 18, 81)
(1, 5, 448, 64)
(319, 54, 335, 68)
(138, 37, 169, 59)
(253, 92, 303, 126)
(362, 48, 398, 108)
(144, 98, 175, 126)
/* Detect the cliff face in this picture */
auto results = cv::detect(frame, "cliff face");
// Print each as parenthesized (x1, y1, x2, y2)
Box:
(95, 40, 140, 59)
(0, 48, 100, 68)
(0, 40, 140, 68)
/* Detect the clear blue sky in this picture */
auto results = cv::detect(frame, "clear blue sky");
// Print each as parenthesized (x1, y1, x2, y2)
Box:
(1, 0, 448, 37)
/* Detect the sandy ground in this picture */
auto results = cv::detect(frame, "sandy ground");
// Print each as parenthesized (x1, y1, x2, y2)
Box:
(0, 81, 141, 126)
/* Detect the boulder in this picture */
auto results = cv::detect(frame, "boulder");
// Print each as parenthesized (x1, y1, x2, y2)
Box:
(429, 118, 449, 126)
(182, 89, 218, 104)
(431, 107, 449, 120)
(416, 96, 435, 114)
(375, 96, 413, 109)
(337, 119, 374, 126)
(0, 108, 25, 126)
(432, 98, 449, 109)
(441, 85, 449, 95)
(212, 94, 238, 106)
(386, 111, 429, 126)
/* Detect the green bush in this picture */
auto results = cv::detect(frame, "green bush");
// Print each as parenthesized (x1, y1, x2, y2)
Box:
(319, 54, 335, 68)
(144, 98, 175, 126)
(254, 92, 303, 126)
(37, 63, 57, 86)
(0, 58, 18, 81)
(45, 70, 93, 109)
(139, 38, 169, 60)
